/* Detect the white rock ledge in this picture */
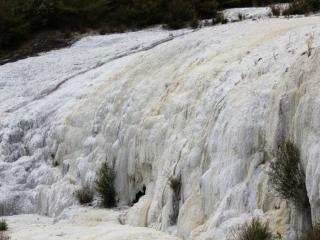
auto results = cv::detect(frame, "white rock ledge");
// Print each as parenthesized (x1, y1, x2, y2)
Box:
(6, 207, 180, 240)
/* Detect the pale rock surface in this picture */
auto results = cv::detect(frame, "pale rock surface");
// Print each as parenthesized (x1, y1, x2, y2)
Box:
(125, 196, 151, 227)
(177, 193, 205, 239)
(223, 7, 272, 21)
(1, 15, 320, 240)
(6, 207, 180, 240)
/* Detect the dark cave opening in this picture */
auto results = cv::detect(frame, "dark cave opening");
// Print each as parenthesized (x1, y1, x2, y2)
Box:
(132, 185, 146, 205)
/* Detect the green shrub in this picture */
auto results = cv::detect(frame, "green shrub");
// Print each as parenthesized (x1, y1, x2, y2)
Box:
(95, 162, 116, 208)
(76, 186, 94, 205)
(165, 0, 197, 29)
(190, 17, 200, 29)
(0, 0, 32, 48)
(213, 12, 228, 24)
(283, 0, 320, 16)
(270, 5, 281, 17)
(232, 218, 273, 240)
(0, 219, 8, 232)
(193, 0, 219, 19)
(113, 0, 163, 28)
(238, 13, 245, 21)
(268, 141, 309, 209)
(298, 223, 320, 240)
(29, 0, 57, 29)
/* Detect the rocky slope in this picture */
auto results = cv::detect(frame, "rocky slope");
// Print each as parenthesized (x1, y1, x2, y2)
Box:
(1, 16, 320, 240)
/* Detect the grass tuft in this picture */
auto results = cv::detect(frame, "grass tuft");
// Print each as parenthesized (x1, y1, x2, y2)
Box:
(268, 141, 309, 209)
(95, 162, 116, 208)
(231, 218, 273, 240)
(0, 219, 7, 232)
(76, 186, 94, 205)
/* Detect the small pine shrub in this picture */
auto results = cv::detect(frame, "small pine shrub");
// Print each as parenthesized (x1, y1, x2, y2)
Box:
(282, 4, 303, 15)
(270, 5, 281, 17)
(0, 219, 8, 232)
(95, 162, 116, 208)
(166, 0, 196, 29)
(238, 13, 245, 21)
(232, 218, 273, 240)
(190, 17, 200, 29)
(203, 20, 210, 26)
(76, 186, 94, 205)
(298, 223, 320, 240)
(268, 141, 309, 209)
(213, 12, 228, 25)
(194, 0, 218, 19)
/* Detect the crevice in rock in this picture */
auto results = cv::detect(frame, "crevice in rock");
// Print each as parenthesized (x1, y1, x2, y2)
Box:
(132, 185, 146, 205)
(169, 175, 181, 225)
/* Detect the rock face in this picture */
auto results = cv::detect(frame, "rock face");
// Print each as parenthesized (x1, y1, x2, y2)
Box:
(1, 17, 320, 240)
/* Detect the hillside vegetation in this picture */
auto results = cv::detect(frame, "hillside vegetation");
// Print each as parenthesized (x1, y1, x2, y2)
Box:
(0, 0, 317, 59)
